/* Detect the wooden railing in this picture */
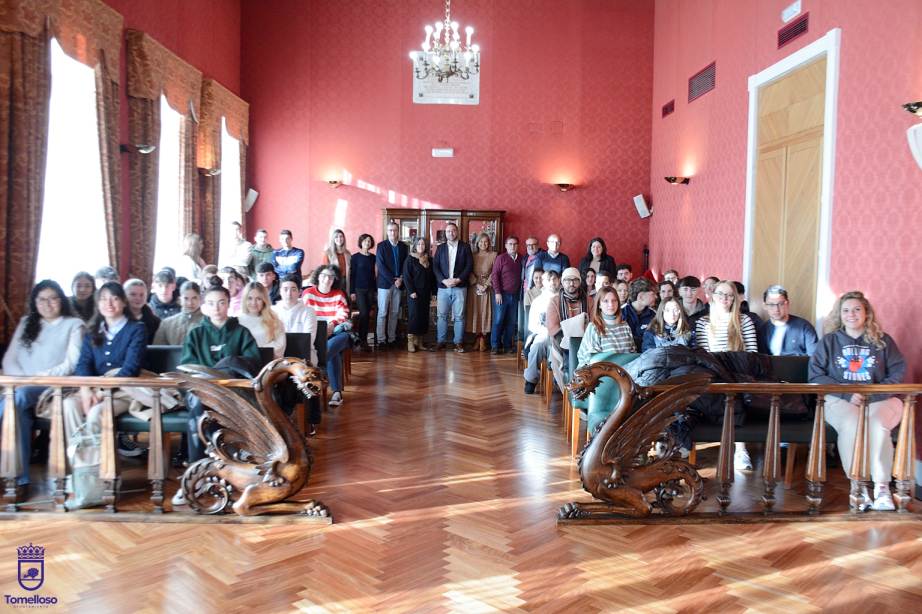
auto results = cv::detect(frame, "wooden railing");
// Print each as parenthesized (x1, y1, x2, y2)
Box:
(644, 382, 920, 515)
(0, 375, 252, 514)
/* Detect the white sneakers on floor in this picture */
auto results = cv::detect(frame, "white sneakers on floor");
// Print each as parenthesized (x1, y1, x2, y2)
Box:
(328, 392, 343, 407)
(871, 490, 896, 511)
(171, 488, 187, 507)
(734, 444, 753, 471)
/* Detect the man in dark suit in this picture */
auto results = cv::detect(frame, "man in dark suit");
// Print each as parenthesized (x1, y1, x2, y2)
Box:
(433, 222, 473, 352)
(375, 222, 409, 348)
(758, 284, 818, 356)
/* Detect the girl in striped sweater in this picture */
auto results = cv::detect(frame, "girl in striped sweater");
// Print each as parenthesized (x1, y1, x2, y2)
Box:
(303, 265, 352, 406)
(577, 287, 635, 367)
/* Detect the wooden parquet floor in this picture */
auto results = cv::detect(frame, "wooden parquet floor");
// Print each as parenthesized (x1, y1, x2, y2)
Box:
(2, 351, 922, 612)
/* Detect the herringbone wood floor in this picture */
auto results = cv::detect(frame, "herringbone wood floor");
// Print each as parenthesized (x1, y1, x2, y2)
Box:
(2, 351, 922, 612)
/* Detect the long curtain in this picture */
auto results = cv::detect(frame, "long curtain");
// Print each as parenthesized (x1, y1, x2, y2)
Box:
(0, 28, 51, 341)
(127, 96, 160, 283)
(95, 56, 121, 271)
(181, 115, 196, 240)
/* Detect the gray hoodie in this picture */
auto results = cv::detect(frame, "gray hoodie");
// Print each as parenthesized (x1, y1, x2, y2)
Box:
(808, 329, 906, 401)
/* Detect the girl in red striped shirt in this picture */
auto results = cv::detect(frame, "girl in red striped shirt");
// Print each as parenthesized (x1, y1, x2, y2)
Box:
(303, 265, 353, 406)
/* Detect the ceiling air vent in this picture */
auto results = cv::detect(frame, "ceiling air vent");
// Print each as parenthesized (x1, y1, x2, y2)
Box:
(778, 13, 809, 49)
(662, 99, 675, 118)
(688, 62, 716, 103)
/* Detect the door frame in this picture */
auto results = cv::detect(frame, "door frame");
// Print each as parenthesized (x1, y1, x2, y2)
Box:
(742, 28, 841, 326)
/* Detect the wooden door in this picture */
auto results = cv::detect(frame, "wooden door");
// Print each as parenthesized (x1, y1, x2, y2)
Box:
(750, 58, 825, 321)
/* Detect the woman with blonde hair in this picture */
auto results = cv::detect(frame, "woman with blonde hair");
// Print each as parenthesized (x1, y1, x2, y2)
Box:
(403, 236, 436, 352)
(177, 233, 206, 282)
(466, 233, 496, 351)
(321, 228, 352, 296)
(809, 291, 906, 511)
(237, 281, 287, 359)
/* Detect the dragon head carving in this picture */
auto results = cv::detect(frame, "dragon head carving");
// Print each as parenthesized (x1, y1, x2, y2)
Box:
(254, 357, 326, 400)
(568, 365, 601, 401)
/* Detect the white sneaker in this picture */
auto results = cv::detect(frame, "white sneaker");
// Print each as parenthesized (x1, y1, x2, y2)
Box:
(171, 489, 187, 506)
(328, 392, 343, 407)
(871, 491, 896, 511)
(734, 445, 753, 471)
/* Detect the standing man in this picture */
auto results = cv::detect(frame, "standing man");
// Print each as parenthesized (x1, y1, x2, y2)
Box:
(249, 228, 274, 277)
(271, 229, 305, 286)
(758, 284, 818, 356)
(490, 236, 522, 354)
(534, 234, 570, 276)
(375, 222, 409, 348)
(521, 237, 543, 290)
(434, 222, 473, 352)
(226, 221, 253, 271)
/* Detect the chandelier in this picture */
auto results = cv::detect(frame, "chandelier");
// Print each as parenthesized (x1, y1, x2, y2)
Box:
(409, 0, 480, 82)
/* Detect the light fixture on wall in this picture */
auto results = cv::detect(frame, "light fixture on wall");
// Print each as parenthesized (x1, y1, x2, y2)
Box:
(554, 183, 575, 192)
(119, 143, 157, 154)
(199, 167, 221, 177)
(664, 176, 691, 185)
(903, 101, 922, 116)
(409, 0, 480, 82)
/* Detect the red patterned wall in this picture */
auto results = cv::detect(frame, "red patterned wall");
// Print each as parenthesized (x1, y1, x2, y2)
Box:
(242, 0, 654, 273)
(648, 0, 922, 380)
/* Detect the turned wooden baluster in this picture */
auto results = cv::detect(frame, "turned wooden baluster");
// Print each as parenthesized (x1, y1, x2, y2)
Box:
(846, 398, 871, 513)
(1, 386, 20, 511)
(804, 396, 827, 515)
(892, 394, 917, 513)
(48, 388, 67, 512)
(99, 389, 118, 513)
(148, 394, 166, 513)
(762, 395, 782, 513)
(716, 394, 736, 514)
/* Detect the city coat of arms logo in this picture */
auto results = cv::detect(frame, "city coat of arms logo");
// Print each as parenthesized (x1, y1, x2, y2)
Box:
(17, 543, 45, 591)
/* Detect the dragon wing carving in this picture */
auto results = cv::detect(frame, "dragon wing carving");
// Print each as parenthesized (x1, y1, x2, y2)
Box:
(166, 369, 289, 466)
(600, 373, 712, 467)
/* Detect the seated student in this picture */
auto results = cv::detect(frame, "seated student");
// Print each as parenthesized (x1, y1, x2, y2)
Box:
(178, 285, 261, 467)
(153, 281, 204, 345)
(614, 279, 629, 308)
(677, 276, 706, 317)
(577, 237, 616, 278)
(200, 264, 219, 287)
(577, 287, 635, 367)
(758, 284, 818, 356)
(642, 297, 694, 351)
(1, 280, 84, 497)
(657, 279, 676, 304)
(523, 268, 544, 307)
(595, 270, 613, 293)
(701, 275, 719, 305)
(663, 269, 679, 285)
(62, 282, 147, 455)
(734, 281, 763, 329)
(522, 270, 559, 393)
(584, 269, 597, 300)
(621, 278, 657, 349)
(219, 266, 247, 316)
(123, 279, 160, 344)
(255, 262, 281, 304)
(148, 269, 180, 319)
(545, 268, 589, 387)
(238, 281, 287, 359)
(693, 279, 758, 470)
(809, 291, 906, 511)
(94, 265, 119, 289)
(615, 263, 632, 283)
(302, 265, 353, 407)
(69, 271, 96, 322)
(272, 275, 318, 366)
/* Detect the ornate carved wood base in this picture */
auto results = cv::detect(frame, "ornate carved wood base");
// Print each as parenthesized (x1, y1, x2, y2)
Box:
(805, 480, 824, 515)
(557, 509, 922, 525)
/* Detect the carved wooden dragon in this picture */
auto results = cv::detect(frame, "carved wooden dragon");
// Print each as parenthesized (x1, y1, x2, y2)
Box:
(558, 362, 711, 520)
(167, 358, 330, 518)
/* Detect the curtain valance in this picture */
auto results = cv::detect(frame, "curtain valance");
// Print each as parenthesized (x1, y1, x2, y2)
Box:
(197, 78, 249, 170)
(126, 29, 203, 117)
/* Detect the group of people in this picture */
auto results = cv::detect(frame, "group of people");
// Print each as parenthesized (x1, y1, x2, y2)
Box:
(0, 225, 909, 512)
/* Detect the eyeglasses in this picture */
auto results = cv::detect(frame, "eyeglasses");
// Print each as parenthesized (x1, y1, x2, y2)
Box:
(36, 297, 62, 305)
(764, 301, 787, 309)
(713, 291, 735, 299)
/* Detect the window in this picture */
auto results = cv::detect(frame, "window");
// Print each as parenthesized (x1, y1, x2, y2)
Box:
(217, 117, 242, 267)
(152, 95, 184, 272)
(35, 38, 108, 288)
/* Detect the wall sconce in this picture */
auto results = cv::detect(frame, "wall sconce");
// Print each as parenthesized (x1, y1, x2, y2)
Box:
(903, 101, 922, 117)
(554, 183, 575, 192)
(664, 176, 690, 185)
(199, 167, 221, 177)
(327, 180, 342, 188)
(119, 143, 157, 154)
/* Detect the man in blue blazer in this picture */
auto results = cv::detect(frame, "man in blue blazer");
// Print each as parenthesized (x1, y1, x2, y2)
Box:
(375, 222, 410, 347)
(433, 222, 473, 351)
(758, 285, 818, 356)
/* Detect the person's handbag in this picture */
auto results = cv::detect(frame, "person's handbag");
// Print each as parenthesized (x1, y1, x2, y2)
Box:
(65, 423, 105, 510)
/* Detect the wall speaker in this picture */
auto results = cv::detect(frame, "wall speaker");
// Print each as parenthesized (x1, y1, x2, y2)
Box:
(244, 188, 259, 212)
(633, 194, 652, 218)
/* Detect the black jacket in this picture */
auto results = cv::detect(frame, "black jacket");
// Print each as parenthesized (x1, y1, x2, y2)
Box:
(757, 314, 818, 356)
(433, 241, 474, 288)
(375, 240, 410, 289)
(577, 254, 616, 278)
(403, 256, 436, 298)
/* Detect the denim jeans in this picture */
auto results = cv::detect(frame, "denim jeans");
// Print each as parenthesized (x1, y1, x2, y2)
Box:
(0, 385, 47, 485)
(436, 287, 467, 344)
(327, 331, 353, 392)
(490, 293, 519, 350)
(523, 337, 548, 384)
(376, 286, 402, 343)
